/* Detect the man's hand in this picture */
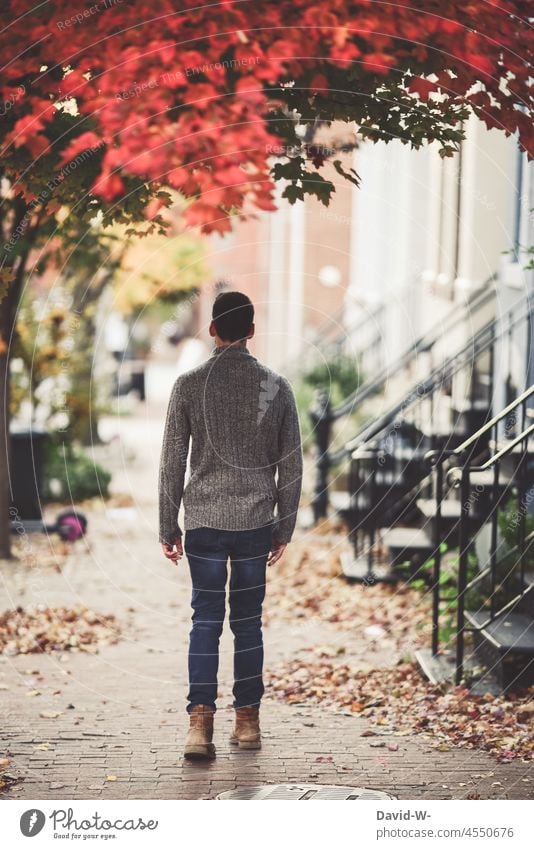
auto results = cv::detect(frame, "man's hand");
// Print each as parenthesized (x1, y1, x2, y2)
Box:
(267, 540, 286, 567)
(161, 536, 183, 564)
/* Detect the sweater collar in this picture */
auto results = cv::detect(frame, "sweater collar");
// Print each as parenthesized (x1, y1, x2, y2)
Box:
(210, 344, 252, 358)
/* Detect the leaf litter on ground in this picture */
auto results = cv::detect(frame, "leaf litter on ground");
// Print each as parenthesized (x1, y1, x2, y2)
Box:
(265, 529, 432, 650)
(0, 604, 120, 655)
(266, 658, 534, 762)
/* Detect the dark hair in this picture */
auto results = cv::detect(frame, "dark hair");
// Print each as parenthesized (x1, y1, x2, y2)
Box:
(212, 291, 254, 342)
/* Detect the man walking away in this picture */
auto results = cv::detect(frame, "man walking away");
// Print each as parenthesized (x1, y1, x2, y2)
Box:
(158, 291, 303, 759)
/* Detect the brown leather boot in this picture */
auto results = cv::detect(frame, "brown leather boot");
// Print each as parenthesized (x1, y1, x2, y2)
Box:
(230, 706, 261, 749)
(184, 705, 216, 760)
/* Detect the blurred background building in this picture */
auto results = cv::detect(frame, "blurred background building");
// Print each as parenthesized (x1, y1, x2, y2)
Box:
(189, 119, 532, 417)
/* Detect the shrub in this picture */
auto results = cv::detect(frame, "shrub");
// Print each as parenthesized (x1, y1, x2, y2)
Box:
(42, 440, 111, 503)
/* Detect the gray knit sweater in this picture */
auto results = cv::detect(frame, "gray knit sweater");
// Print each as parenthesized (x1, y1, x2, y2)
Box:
(158, 344, 303, 545)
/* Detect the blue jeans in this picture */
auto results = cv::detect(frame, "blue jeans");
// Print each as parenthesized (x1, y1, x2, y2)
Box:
(184, 524, 273, 713)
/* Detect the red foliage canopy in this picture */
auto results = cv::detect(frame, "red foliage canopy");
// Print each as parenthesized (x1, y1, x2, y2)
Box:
(1, 0, 532, 233)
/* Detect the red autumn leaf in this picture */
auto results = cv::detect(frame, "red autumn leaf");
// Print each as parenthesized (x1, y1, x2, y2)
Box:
(465, 53, 495, 77)
(253, 192, 278, 212)
(408, 76, 438, 101)
(144, 197, 167, 220)
(0, 0, 530, 236)
(360, 53, 396, 74)
(91, 171, 125, 202)
(59, 132, 102, 166)
(309, 73, 328, 94)
(58, 71, 88, 98)
(12, 114, 44, 146)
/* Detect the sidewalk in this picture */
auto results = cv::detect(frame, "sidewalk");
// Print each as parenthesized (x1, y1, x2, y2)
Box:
(1, 406, 532, 800)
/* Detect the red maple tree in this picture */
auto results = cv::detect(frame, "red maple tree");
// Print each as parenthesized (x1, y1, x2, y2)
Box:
(1, 0, 532, 235)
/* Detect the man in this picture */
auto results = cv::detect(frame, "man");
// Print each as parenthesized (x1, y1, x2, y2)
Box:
(158, 291, 303, 760)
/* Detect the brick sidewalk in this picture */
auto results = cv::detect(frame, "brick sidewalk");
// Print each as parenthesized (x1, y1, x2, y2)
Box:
(1, 411, 532, 800)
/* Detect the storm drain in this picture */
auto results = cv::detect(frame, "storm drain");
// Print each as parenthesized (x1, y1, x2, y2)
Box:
(217, 784, 395, 800)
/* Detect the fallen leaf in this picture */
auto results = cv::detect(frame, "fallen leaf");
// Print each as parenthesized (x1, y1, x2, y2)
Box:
(266, 658, 534, 763)
(0, 605, 120, 656)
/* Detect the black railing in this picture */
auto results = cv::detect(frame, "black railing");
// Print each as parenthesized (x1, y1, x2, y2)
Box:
(318, 300, 385, 356)
(333, 299, 532, 593)
(311, 292, 530, 523)
(288, 300, 386, 380)
(426, 384, 534, 649)
(310, 275, 497, 517)
(429, 385, 534, 684)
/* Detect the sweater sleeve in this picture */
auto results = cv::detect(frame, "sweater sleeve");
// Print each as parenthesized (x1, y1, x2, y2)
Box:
(274, 381, 303, 544)
(158, 377, 190, 544)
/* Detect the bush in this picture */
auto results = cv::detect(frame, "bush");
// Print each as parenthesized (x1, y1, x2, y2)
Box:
(42, 440, 111, 503)
(301, 351, 362, 400)
(292, 351, 363, 449)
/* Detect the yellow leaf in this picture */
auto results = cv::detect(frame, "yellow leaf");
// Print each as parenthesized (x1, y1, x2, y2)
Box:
(0, 267, 14, 302)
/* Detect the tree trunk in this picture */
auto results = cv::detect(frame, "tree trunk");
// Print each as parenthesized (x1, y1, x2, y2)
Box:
(0, 197, 30, 559)
(0, 326, 12, 559)
(69, 270, 121, 447)
(0, 289, 20, 559)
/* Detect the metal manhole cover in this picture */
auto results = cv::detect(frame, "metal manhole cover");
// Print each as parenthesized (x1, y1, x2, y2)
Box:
(217, 784, 395, 800)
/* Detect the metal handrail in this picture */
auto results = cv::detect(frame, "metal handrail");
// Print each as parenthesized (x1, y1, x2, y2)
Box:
(330, 274, 496, 422)
(335, 300, 531, 464)
(447, 420, 534, 487)
(337, 315, 495, 461)
(286, 299, 384, 379)
(447, 384, 534, 460)
(461, 532, 534, 632)
(320, 301, 385, 349)
(440, 394, 533, 685)
(309, 276, 499, 522)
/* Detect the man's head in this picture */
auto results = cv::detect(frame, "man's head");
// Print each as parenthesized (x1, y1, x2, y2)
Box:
(210, 291, 255, 344)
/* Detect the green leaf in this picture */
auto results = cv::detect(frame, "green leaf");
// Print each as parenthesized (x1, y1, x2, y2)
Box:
(333, 159, 360, 188)
(282, 184, 305, 204)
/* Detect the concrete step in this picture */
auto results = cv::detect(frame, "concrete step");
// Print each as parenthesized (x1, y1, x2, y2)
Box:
(330, 491, 351, 514)
(416, 498, 463, 519)
(466, 609, 534, 656)
(380, 526, 435, 568)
